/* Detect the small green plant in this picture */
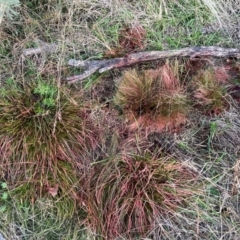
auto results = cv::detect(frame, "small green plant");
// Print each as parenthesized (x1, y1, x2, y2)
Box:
(80, 152, 197, 239)
(34, 80, 57, 97)
(33, 79, 57, 114)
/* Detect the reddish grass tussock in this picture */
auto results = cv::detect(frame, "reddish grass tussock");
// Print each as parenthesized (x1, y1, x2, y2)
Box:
(115, 69, 155, 113)
(0, 80, 98, 200)
(79, 153, 197, 239)
(105, 24, 146, 57)
(115, 63, 189, 133)
(192, 68, 230, 115)
(119, 24, 146, 52)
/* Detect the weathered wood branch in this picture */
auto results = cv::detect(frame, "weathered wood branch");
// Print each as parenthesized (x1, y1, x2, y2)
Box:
(22, 44, 240, 83)
(22, 41, 58, 56)
(66, 46, 240, 84)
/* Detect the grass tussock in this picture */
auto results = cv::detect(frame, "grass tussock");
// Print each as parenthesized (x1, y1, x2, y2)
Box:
(0, 78, 98, 200)
(192, 68, 230, 115)
(104, 23, 146, 57)
(115, 61, 189, 132)
(80, 152, 197, 239)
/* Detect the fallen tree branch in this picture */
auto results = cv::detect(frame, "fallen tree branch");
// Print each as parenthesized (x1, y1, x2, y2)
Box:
(67, 46, 240, 84)
(22, 40, 58, 56)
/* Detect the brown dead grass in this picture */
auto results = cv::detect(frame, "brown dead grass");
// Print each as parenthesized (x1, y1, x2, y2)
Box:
(129, 112, 187, 133)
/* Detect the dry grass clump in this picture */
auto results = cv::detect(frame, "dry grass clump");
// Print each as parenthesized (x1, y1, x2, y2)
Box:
(115, 62, 189, 132)
(192, 68, 230, 115)
(104, 23, 146, 57)
(79, 152, 197, 239)
(0, 78, 98, 200)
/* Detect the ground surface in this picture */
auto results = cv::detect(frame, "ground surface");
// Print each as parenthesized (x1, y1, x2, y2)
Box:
(0, 1, 240, 239)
